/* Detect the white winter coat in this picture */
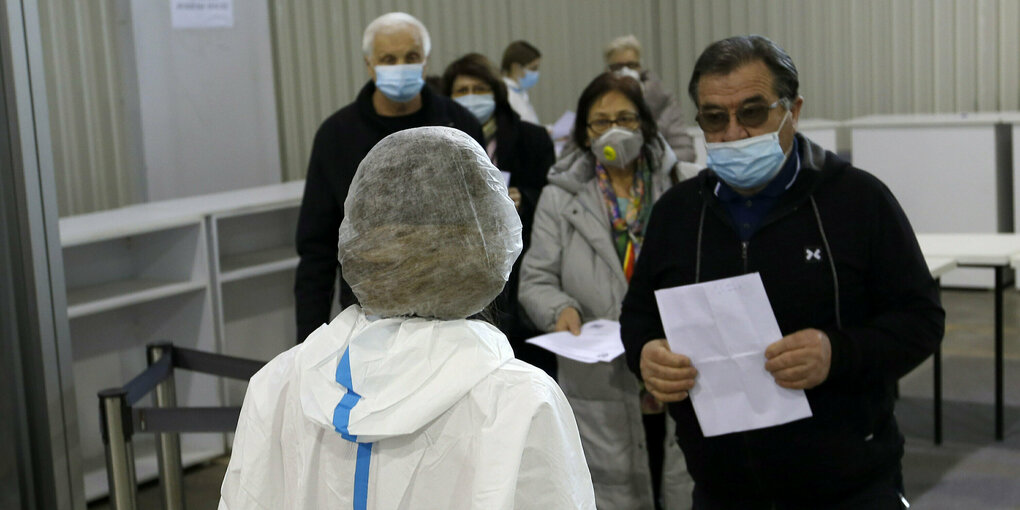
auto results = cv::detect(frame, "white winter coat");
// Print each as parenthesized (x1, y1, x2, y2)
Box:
(219, 305, 596, 509)
(519, 135, 693, 509)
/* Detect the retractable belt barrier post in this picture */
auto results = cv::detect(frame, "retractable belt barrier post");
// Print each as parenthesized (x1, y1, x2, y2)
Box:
(97, 342, 266, 510)
(149, 343, 184, 510)
(99, 389, 138, 510)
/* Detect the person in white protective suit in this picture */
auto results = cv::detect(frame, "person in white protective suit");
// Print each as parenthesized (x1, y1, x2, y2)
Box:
(218, 126, 596, 510)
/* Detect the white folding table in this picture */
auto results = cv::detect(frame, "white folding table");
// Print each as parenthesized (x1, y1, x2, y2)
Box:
(917, 233, 1020, 440)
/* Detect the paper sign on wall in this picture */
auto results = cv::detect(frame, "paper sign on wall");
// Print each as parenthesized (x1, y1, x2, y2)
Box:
(172, 0, 233, 29)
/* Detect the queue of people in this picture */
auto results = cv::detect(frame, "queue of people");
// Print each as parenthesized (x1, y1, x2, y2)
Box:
(228, 10, 943, 510)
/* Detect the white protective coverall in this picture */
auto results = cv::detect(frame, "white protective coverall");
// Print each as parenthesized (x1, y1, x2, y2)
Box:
(219, 126, 595, 510)
(218, 305, 594, 509)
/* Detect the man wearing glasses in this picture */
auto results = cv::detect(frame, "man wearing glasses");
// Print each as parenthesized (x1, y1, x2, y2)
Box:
(620, 35, 944, 508)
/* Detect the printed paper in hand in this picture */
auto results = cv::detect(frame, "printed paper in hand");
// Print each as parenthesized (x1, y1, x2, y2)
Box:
(654, 273, 812, 436)
(526, 319, 624, 363)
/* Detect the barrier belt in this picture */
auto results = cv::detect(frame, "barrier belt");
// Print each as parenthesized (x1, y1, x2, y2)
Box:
(173, 346, 264, 380)
(123, 354, 172, 406)
(134, 407, 243, 433)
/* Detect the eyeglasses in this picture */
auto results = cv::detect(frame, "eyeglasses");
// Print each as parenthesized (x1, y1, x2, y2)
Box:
(608, 62, 641, 72)
(696, 100, 785, 134)
(588, 113, 641, 134)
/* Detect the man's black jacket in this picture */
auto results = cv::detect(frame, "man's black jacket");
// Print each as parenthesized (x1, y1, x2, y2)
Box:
(295, 81, 483, 342)
(620, 134, 944, 506)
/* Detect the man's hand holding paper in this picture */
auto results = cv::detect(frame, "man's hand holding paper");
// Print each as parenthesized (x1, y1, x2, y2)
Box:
(765, 329, 832, 390)
(639, 339, 697, 402)
(652, 273, 813, 437)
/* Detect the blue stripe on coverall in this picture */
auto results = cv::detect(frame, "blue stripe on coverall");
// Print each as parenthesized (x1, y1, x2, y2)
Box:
(333, 346, 373, 509)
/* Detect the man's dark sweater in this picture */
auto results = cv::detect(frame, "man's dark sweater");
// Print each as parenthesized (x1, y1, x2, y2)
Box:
(295, 81, 484, 342)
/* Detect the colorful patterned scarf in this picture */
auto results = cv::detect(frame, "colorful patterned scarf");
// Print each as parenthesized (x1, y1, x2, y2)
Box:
(594, 157, 653, 281)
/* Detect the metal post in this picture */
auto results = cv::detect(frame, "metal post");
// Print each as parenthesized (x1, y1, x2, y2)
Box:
(99, 389, 137, 510)
(148, 342, 185, 510)
(933, 345, 942, 445)
(934, 277, 943, 446)
(994, 267, 1004, 441)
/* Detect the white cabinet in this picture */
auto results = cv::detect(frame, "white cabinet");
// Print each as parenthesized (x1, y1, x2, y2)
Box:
(61, 211, 223, 500)
(58, 181, 304, 500)
(206, 187, 302, 406)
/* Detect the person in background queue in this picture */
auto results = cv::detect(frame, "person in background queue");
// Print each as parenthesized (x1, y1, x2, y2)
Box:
(294, 12, 483, 343)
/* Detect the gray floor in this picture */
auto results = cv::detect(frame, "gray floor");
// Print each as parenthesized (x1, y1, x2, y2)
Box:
(88, 289, 1020, 510)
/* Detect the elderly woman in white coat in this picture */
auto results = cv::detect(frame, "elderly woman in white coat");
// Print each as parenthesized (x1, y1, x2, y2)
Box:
(519, 73, 693, 509)
(220, 127, 595, 510)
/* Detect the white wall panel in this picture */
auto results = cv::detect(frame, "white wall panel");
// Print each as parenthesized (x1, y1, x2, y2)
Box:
(38, 1, 1020, 207)
(998, 0, 1020, 111)
(911, 0, 935, 113)
(38, 0, 138, 216)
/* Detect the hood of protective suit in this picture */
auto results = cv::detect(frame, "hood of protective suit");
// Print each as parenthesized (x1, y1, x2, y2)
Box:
(338, 126, 523, 320)
(297, 306, 514, 443)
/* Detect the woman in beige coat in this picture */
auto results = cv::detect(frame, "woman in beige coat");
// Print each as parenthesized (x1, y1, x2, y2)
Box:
(519, 73, 693, 509)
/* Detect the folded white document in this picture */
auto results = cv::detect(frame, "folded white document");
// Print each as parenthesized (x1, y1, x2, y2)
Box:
(525, 319, 624, 363)
(654, 273, 813, 437)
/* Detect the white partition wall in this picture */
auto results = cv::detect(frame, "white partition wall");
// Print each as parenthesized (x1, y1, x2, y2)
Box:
(849, 113, 1008, 287)
(798, 119, 840, 155)
(130, 0, 282, 201)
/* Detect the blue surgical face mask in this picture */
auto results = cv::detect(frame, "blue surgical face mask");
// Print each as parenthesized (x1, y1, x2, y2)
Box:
(454, 93, 496, 123)
(705, 111, 791, 190)
(374, 63, 425, 103)
(518, 69, 539, 90)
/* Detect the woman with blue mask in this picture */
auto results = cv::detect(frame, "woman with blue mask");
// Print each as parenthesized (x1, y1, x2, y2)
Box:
(500, 40, 543, 124)
(519, 72, 694, 509)
(441, 53, 556, 380)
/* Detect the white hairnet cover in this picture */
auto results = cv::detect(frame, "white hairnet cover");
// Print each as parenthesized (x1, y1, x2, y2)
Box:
(338, 126, 523, 319)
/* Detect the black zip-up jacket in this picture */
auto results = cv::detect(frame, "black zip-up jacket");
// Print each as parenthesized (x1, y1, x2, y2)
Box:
(295, 82, 483, 342)
(620, 134, 944, 507)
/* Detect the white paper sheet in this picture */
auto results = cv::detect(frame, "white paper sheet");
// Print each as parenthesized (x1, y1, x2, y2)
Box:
(550, 110, 576, 140)
(525, 319, 624, 363)
(171, 0, 234, 29)
(654, 273, 812, 437)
